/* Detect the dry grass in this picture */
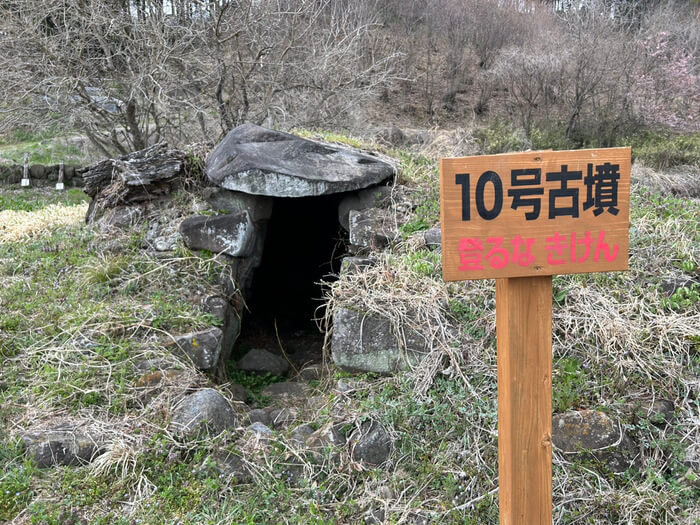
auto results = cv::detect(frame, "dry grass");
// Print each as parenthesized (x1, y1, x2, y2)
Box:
(0, 202, 88, 242)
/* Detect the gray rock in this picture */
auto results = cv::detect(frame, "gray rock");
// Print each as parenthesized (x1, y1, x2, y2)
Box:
(29, 164, 47, 179)
(202, 295, 241, 373)
(0, 164, 22, 183)
(423, 226, 442, 248)
(350, 420, 393, 466)
(260, 382, 308, 399)
(338, 185, 392, 230)
(237, 348, 289, 376)
(348, 208, 397, 250)
(660, 276, 698, 296)
(635, 399, 675, 424)
(170, 327, 222, 371)
(202, 187, 273, 222)
(685, 443, 700, 469)
(206, 124, 395, 197)
(297, 364, 326, 381)
(308, 423, 348, 450)
(364, 508, 385, 525)
(291, 424, 315, 445)
(97, 206, 143, 230)
(247, 422, 274, 437)
(153, 234, 180, 252)
(169, 388, 237, 438)
(207, 451, 252, 483)
(331, 307, 429, 374)
(340, 256, 376, 276)
(203, 295, 230, 323)
(269, 408, 297, 429)
(553, 410, 638, 473)
(336, 378, 357, 394)
(246, 408, 271, 427)
(179, 212, 255, 257)
(45, 165, 60, 182)
(21, 427, 102, 468)
(227, 383, 248, 403)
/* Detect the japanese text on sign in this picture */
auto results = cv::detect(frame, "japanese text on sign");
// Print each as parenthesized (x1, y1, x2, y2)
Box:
(439, 148, 631, 280)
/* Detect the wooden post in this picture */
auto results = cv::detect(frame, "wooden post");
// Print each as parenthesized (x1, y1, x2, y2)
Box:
(21, 152, 30, 187)
(496, 276, 553, 525)
(56, 161, 65, 190)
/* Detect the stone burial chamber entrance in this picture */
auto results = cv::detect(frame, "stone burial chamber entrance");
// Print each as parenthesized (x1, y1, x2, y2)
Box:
(82, 124, 396, 379)
(237, 192, 348, 366)
(183, 124, 397, 376)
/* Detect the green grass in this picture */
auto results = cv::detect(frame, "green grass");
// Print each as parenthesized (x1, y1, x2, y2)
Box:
(0, 128, 90, 165)
(621, 130, 700, 169)
(0, 188, 89, 211)
(473, 121, 700, 170)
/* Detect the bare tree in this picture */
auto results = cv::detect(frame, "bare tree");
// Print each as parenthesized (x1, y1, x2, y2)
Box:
(207, 0, 398, 133)
(0, 0, 397, 156)
(0, 1, 210, 156)
(491, 43, 566, 136)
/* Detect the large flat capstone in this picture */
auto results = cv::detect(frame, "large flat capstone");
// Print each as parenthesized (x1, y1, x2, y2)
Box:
(206, 124, 395, 197)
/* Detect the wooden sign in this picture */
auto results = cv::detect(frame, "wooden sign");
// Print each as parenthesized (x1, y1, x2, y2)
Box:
(439, 148, 631, 525)
(440, 148, 631, 281)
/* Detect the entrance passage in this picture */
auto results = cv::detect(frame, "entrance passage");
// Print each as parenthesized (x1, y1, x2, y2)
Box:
(237, 194, 347, 365)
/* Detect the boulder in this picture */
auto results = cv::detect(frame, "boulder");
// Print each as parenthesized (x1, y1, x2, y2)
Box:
(202, 295, 242, 374)
(423, 225, 442, 248)
(83, 143, 185, 223)
(237, 348, 289, 376)
(260, 382, 308, 400)
(307, 423, 348, 450)
(169, 388, 237, 438)
(207, 451, 252, 483)
(247, 422, 274, 437)
(179, 212, 255, 257)
(227, 383, 248, 403)
(350, 420, 393, 467)
(291, 424, 315, 445)
(634, 399, 675, 425)
(206, 124, 395, 197)
(340, 256, 376, 276)
(246, 409, 271, 427)
(552, 410, 638, 473)
(29, 164, 47, 179)
(269, 407, 298, 429)
(685, 443, 700, 469)
(331, 307, 429, 374)
(348, 208, 397, 251)
(21, 427, 102, 468)
(202, 187, 273, 223)
(0, 164, 22, 184)
(338, 185, 392, 231)
(170, 327, 223, 371)
(97, 206, 144, 230)
(45, 165, 60, 182)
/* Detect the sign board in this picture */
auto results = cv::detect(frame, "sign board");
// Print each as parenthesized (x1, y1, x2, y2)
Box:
(439, 147, 631, 524)
(440, 148, 631, 280)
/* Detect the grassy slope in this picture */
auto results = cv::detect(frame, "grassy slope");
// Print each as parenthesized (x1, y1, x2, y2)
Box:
(0, 135, 698, 524)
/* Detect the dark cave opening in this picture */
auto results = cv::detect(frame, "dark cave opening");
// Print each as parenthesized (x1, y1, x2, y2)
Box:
(235, 193, 347, 365)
